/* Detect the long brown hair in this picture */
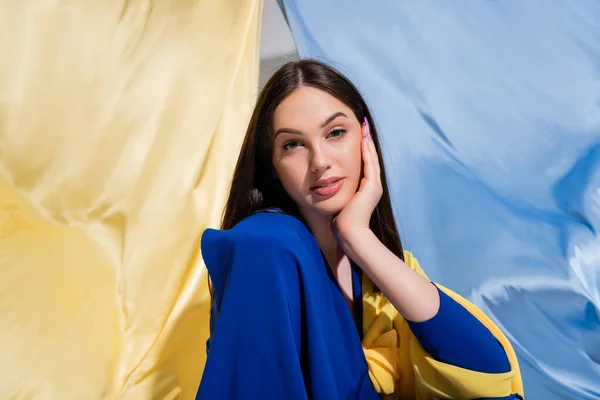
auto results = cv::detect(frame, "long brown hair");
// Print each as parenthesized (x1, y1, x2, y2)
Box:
(210, 59, 404, 297)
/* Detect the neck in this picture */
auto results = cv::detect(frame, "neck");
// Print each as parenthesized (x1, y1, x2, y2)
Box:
(300, 209, 341, 264)
(300, 208, 355, 315)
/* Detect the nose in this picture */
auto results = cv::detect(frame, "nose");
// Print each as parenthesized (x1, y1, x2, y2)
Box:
(309, 144, 332, 173)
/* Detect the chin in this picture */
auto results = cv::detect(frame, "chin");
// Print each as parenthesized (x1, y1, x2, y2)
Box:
(307, 194, 351, 217)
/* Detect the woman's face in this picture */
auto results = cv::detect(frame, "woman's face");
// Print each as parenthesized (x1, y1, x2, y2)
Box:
(272, 86, 363, 217)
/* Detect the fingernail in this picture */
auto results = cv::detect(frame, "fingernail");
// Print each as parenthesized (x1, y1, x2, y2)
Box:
(364, 117, 370, 140)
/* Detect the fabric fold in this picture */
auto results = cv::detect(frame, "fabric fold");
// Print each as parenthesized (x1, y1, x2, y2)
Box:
(0, 1, 263, 398)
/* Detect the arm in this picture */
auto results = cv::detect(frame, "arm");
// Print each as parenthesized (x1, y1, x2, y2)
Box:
(340, 229, 509, 372)
(340, 227, 439, 322)
(332, 118, 440, 323)
(402, 280, 525, 399)
(406, 284, 510, 373)
(334, 117, 509, 369)
(332, 120, 523, 398)
(354, 245, 524, 399)
(197, 230, 307, 399)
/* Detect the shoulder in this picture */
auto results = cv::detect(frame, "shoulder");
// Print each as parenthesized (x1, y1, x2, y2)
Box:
(202, 211, 309, 252)
(201, 212, 313, 295)
(237, 211, 308, 238)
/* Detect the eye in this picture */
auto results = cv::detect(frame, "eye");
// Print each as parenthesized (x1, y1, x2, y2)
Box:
(283, 140, 301, 151)
(327, 128, 347, 139)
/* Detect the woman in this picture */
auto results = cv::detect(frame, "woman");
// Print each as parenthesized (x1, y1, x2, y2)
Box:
(196, 59, 524, 399)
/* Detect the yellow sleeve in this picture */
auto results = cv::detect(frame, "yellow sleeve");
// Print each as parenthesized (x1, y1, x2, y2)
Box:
(400, 251, 524, 399)
(361, 251, 524, 399)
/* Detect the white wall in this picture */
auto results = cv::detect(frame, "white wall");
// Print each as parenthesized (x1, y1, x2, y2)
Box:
(260, 0, 296, 59)
(259, 0, 299, 87)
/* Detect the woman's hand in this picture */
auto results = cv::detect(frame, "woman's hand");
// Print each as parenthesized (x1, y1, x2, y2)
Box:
(332, 117, 382, 241)
(332, 118, 440, 323)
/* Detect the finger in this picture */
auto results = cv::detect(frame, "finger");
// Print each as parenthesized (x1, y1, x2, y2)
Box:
(367, 139, 382, 195)
(363, 121, 377, 181)
(370, 138, 380, 177)
(365, 122, 379, 178)
(361, 132, 373, 182)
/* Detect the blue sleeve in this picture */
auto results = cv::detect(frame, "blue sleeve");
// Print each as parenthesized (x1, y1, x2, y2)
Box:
(406, 284, 511, 374)
(196, 230, 307, 400)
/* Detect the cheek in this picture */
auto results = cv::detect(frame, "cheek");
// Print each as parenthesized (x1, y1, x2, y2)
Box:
(274, 157, 306, 194)
(345, 139, 363, 180)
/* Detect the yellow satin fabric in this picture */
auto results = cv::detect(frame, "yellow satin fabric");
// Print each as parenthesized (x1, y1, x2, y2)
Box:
(362, 251, 525, 399)
(0, 1, 262, 398)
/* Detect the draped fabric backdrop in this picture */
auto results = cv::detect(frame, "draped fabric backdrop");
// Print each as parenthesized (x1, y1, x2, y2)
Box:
(0, 1, 262, 398)
(278, 1, 600, 399)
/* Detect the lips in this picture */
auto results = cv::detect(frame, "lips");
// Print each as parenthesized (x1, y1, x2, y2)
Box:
(310, 177, 344, 197)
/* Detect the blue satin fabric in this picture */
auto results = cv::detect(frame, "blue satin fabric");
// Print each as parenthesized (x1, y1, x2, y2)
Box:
(277, 1, 600, 398)
(198, 212, 378, 399)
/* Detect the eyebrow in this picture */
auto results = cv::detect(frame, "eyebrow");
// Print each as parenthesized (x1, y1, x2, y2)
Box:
(273, 112, 349, 139)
